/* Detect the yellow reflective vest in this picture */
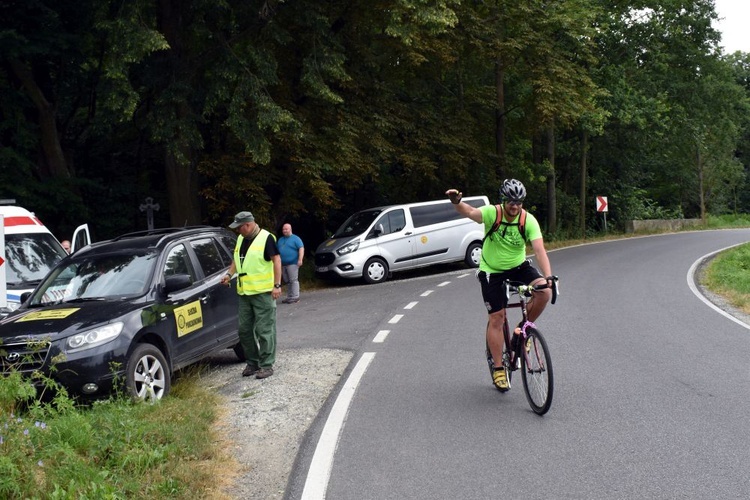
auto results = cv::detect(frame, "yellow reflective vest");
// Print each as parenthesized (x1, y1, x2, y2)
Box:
(233, 229, 275, 295)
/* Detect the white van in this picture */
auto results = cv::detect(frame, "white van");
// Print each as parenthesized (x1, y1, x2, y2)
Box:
(0, 205, 90, 315)
(314, 196, 489, 284)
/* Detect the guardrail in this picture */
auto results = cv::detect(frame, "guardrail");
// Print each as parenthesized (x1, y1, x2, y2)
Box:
(625, 219, 702, 233)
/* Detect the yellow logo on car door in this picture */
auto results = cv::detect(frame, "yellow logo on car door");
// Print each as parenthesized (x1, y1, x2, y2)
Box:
(174, 300, 203, 337)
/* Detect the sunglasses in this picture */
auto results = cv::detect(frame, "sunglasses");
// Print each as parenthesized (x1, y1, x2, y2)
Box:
(505, 200, 523, 207)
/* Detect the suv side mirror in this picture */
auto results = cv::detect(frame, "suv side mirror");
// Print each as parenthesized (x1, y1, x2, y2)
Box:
(20, 292, 32, 303)
(164, 274, 192, 294)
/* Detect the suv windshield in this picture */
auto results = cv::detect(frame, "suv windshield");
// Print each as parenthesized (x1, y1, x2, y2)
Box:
(4, 234, 67, 285)
(333, 209, 383, 238)
(32, 253, 158, 305)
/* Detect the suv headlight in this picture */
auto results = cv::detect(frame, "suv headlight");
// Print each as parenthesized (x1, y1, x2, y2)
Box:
(66, 322, 124, 352)
(336, 241, 360, 256)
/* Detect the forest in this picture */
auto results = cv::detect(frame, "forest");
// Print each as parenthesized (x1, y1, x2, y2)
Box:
(1, 0, 748, 250)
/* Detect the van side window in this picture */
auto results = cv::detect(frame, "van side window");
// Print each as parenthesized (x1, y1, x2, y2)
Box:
(374, 209, 406, 236)
(410, 199, 485, 228)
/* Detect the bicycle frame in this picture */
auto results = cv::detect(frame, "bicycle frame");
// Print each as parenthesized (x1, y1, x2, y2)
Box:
(502, 279, 557, 370)
(484, 276, 558, 415)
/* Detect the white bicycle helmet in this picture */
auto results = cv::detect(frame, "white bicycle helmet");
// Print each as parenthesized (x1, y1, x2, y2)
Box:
(500, 178, 526, 202)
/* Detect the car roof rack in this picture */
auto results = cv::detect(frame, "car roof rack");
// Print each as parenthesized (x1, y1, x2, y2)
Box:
(111, 226, 215, 242)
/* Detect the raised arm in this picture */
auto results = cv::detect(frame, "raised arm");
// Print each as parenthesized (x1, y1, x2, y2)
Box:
(445, 189, 483, 224)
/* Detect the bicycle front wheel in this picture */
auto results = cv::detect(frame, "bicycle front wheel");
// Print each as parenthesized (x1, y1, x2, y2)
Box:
(520, 328, 553, 415)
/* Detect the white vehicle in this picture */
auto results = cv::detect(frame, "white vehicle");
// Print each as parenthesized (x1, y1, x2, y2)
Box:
(0, 205, 90, 315)
(314, 196, 489, 284)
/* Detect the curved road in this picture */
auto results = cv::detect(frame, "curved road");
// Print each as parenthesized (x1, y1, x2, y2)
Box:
(279, 229, 750, 499)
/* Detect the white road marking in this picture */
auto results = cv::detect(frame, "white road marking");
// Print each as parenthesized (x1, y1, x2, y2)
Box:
(404, 301, 418, 310)
(388, 314, 403, 324)
(421, 290, 433, 297)
(437, 281, 450, 287)
(372, 330, 390, 343)
(301, 352, 376, 500)
(687, 244, 750, 331)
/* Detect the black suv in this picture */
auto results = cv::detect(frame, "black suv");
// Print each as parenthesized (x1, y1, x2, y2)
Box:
(0, 227, 243, 401)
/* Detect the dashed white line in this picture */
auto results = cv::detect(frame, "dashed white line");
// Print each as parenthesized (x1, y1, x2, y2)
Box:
(388, 314, 404, 324)
(372, 330, 390, 343)
(404, 301, 418, 310)
(437, 281, 451, 287)
(421, 290, 433, 297)
(301, 352, 376, 500)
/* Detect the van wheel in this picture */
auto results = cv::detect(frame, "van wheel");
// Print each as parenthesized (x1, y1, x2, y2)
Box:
(363, 257, 388, 284)
(125, 344, 170, 402)
(465, 242, 482, 267)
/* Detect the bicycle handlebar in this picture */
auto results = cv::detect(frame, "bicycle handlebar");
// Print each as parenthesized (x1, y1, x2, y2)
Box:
(504, 276, 560, 305)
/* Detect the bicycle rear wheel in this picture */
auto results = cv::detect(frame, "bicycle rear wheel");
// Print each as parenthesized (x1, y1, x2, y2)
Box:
(520, 328, 553, 415)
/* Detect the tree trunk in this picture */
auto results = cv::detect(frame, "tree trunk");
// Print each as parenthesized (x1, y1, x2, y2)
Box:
(546, 125, 556, 234)
(579, 129, 588, 238)
(8, 59, 70, 179)
(697, 144, 706, 223)
(159, 0, 202, 226)
(165, 144, 202, 227)
(495, 58, 506, 179)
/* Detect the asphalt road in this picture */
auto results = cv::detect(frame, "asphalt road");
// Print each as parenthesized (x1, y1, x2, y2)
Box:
(279, 229, 750, 499)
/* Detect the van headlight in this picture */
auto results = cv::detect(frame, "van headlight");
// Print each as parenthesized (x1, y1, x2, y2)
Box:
(66, 322, 124, 352)
(336, 241, 360, 256)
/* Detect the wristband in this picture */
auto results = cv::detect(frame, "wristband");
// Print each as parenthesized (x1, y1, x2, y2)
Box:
(274, 283, 281, 289)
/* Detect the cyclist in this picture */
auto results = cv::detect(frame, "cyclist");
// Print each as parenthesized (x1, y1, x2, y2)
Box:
(446, 179, 553, 392)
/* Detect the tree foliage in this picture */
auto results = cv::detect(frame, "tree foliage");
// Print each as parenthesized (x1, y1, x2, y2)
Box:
(0, 0, 747, 247)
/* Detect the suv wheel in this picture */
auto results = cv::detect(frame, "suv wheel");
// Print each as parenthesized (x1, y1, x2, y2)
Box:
(126, 344, 170, 402)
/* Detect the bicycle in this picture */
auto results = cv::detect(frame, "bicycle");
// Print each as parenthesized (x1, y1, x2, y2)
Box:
(485, 276, 559, 415)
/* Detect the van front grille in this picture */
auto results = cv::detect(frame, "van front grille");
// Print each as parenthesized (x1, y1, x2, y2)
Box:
(315, 253, 336, 266)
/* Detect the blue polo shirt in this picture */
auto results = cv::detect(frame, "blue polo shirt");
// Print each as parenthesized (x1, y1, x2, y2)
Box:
(277, 234, 304, 266)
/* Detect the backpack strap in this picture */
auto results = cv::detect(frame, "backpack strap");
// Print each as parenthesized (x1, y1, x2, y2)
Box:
(481, 205, 527, 244)
(482, 204, 503, 244)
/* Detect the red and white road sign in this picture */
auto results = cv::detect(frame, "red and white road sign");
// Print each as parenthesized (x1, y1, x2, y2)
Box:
(596, 196, 608, 212)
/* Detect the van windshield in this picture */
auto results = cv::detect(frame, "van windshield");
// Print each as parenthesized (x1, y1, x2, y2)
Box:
(4, 234, 67, 285)
(333, 209, 383, 238)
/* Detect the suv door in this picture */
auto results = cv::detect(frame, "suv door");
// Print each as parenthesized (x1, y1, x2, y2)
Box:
(188, 235, 238, 348)
(161, 242, 218, 366)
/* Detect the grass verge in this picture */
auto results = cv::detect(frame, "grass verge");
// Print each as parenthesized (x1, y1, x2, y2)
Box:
(0, 366, 237, 499)
(702, 241, 750, 316)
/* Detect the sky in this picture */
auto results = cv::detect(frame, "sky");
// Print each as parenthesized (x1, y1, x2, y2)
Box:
(713, 0, 749, 54)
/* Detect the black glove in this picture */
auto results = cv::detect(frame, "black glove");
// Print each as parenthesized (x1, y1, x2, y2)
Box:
(448, 190, 462, 204)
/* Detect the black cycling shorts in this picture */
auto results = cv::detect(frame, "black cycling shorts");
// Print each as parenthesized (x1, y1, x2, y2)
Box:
(476, 259, 544, 313)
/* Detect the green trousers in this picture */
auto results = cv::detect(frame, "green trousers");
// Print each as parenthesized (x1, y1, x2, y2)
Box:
(237, 292, 277, 368)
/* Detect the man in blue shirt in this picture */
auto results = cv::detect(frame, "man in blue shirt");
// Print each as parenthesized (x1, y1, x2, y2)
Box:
(277, 223, 305, 303)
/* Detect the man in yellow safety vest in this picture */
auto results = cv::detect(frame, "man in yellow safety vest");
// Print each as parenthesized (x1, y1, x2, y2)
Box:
(222, 211, 282, 379)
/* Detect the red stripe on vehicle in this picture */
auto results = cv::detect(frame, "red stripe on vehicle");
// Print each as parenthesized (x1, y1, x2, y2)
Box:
(3, 216, 44, 227)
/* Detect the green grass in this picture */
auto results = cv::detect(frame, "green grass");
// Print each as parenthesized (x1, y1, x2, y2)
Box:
(3, 217, 749, 498)
(702, 242, 750, 315)
(0, 367, 237, 499)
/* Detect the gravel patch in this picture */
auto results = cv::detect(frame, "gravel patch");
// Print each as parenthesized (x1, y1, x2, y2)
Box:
(199, 348, 353, 499)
